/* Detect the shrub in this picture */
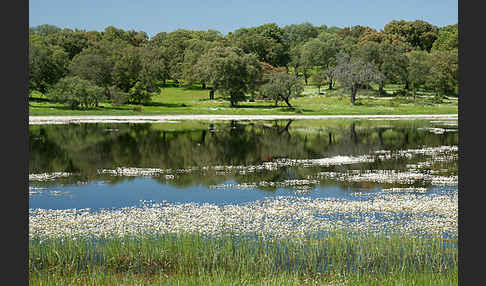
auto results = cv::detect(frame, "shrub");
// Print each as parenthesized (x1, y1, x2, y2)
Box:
(107, 86, 128, 106)
(128, 81, 152, 104)
(132, 106, 143, 112)
(46, 76, 104, 109)
(393, 89, 409, 97)
(393, 97, 415, 104)
(433, 94, 444, 104)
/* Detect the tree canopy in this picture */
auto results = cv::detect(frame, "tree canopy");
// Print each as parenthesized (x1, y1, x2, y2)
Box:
(260, 72, 304, 107)
(195, 47, 262, 106)
(29, 20, 458, 109)
(334, 53, 383, 104)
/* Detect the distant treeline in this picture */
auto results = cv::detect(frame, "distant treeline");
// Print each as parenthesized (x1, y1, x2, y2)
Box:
(29, 20, 458, 108)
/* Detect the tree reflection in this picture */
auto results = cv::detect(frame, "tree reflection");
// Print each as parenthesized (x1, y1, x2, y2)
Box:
(29, 120, 458, 188)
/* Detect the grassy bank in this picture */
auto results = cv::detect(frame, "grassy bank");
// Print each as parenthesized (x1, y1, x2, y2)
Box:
(29, 85, 458, 116)
(29, 232, 458, 285)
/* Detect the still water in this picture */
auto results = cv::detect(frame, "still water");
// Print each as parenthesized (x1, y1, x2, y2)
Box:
(29, 119, 458, 211)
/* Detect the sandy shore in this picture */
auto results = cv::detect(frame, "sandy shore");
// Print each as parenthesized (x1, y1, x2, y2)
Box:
(29, 114, 458, 125)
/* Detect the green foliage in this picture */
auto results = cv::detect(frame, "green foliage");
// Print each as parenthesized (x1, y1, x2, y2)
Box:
(192, 29, 226, 42)
(138, 46, 170, 90)
(147, 32, 167, 48)
(383, 20, 439, 51)
(112, 46, 143, 92)
(46, 76, 105, 109)
(161, 29, 197, 82)
(379, 41, 410, 84)
(30, 24, 61, 36)
(288, 43, 312, 85)
(253, 23, 285, 43)
(334, 53, 383, 104)
(309, 70, 328, 92)
(302, 32, 343, 70)
(426, 50, 458, 95)
(107, 85, 128, 106)
(230, 33, 287, 67)
(282, 22, 321, 46)
(260, 72, 304, 107)
(102, 26, 148, 47)
(29, 33, 70, 93)
(355, 36, 409, 91)
(128, 81, 153, 104)
(228, 23, 289, 67)
(407, 50, 431, 96)
(393, 89, 409, 97)
(69, 52, 113, 88)
(182, 39, 223, 86)
(432, 24, 458, 51)
(28, 20, 459, 112)
(338, 25, 377, 43)
(196, 46, 262, 106)
(45, 29, 94, 59)
(132, 105, 144, 112)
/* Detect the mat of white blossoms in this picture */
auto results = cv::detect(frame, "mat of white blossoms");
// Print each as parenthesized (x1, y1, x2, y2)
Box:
(29, 144, 457, 240)
(29, 188, 457, 240)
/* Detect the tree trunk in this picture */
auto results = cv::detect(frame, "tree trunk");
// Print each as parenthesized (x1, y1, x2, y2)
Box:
(405, 80, 409, 90)
(328, 78, 333, 90)
(378, 81, 385, 96)
(283, 97, 292, 108)
(280, 96, 292, 108)
(350, 122, 358, 144)
(202, 82, 206, 89)
(283, 119, 293, 131)
(249, 91, 255, 102)
(350, 84, 358, 105)
(200, 130, 207, 145)
(230, 120, 237, 130)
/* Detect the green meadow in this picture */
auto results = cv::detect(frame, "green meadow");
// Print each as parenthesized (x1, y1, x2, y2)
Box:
(29, 84, 457, 116)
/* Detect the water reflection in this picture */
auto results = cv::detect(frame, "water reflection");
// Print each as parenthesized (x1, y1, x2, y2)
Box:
(30, 120, 456, 174)
(29, 119, 458, 209)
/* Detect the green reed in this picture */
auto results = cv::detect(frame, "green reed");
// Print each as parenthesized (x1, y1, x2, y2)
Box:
(29, 231, 457, 285)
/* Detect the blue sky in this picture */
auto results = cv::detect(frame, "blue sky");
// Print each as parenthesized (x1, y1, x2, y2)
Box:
(29, 0, 457, 37)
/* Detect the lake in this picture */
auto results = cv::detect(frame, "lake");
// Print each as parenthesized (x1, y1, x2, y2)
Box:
(29, 118, 458, 239)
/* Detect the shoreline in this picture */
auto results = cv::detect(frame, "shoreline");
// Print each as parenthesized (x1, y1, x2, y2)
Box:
(29, 114, 458, 125)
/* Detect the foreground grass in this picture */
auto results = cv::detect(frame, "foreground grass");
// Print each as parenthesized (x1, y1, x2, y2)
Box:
(29, 232, 457, 285)
(29, 85, 458, 116)
(30, 268, 457, 286)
